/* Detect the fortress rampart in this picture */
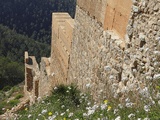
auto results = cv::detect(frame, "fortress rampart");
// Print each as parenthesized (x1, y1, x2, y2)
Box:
(24, 0, 160, 104)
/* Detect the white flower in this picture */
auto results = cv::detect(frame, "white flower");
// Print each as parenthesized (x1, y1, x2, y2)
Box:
(74, 119, 79, 120)
(115, 116, 121, 120)
(66, 109, 69, 112)
(126, 102, 133, 108)
(41, 109, 47, 114)
(83, 113, 88, 117)
(68, 86, 71, 90)
(118, 104, 123, 109)
(101, 104, 107, 110)
(61, 105, 65, 108)
(28, 114, 32, 118)
(143, 117, 150, 120)
(144, 105, 150, 112)
(137, 118, 142, 120)
(158, 100, 160, 105)
(66, 90, 69, 93)
(60, 112, 65, 116)
(128, 113, 135, 119)
(54, 87, 58, 90)
(87, 102, 91, 106)
(48, 115, 56, 120)
(68, 112, 73, 117)
(38, 114, 42, 116)
(114, 109, 119, 115)
(87, 109, 95, 115)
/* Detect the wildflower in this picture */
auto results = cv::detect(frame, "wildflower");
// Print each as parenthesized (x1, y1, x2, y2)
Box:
(118, 104, 123, 109)
(2, 108, 5, 111)
(54, 87, 58, 90)
(126, 102, 133, 108)
(114, 109, 119, 115)
(63, 118, 66, 120)
(144, 118, 150, 120)
(60, 112, 65, 116)
(158, 100, 160, 105)
(107, 106, 111, 111)
(25, 108, 28, 111)
(41, 109, 47, 114)
(68, 86, 71, 90)
(68, 112, 73, 117)
(144, 105, 150, 112)
(66, 90, 69, 93)
(83, 113, 88, 117)
(28, 114, 32, 118)
(48, 112, 53, 116)
(128, 113, 135, 119)
(137, 118, 142, 120)
(101, 104, 107, 110)
(115, 116, 121, 120)
(38, 114, 42, 116)
(87, 109, 95, 115)
(61, 105, 65, 108)
(66, 109, 69, 112)
(104, 100, 108, 104)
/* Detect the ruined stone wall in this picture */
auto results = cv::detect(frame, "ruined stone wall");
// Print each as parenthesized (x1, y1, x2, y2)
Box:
(24, 52, 40, 104)
(68, 0, 160, 101)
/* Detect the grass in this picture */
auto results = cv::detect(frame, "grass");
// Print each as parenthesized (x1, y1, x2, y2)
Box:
(17, 84, 160, 120)
(0, 85, 23, 115)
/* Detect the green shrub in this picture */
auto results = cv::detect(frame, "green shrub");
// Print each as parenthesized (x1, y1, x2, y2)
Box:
(8, 99, 19, 107)
(2, 86, 11, 92)
(15, 94, 23, 100)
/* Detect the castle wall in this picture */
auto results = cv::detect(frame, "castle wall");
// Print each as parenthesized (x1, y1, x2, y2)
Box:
(50, 13, 74, 85)
(68, 0, 160, 101)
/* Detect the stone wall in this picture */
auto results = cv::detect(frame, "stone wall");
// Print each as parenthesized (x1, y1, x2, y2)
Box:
(24, 0, 160, 104)
(50, 13, 74, 85)
(24, 13, 74, 104)
(24, 52, 40, 104)
(68, 0, 160, 101)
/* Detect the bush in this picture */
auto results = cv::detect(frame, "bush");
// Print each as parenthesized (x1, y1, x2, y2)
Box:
(2, 86, 11, 92)
(15, 94, 23, 100)
(8, 99, 19, 107)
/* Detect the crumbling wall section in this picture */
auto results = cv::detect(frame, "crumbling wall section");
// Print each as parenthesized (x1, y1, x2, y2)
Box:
(24, 52, 40, 104)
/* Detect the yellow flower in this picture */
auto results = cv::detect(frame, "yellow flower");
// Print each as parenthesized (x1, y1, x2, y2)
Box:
(48, 112, 53, 116)
(104, 100, 108, 104)
(63, 118, 66, 120)
(25, 108, 28, 111)
(107, 106, 111, 111)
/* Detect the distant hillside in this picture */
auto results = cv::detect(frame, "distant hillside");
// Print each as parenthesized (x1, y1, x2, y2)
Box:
(0, 0, 76, 44)
(0, 24, 50, 63)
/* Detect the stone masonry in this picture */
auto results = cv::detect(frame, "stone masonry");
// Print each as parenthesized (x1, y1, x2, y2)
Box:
(24, 0, 160, 104)
(24, 13, 74, 103)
